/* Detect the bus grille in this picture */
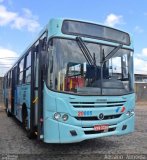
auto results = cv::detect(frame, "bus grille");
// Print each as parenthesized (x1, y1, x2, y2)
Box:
(70, 101, 126, 108)
(75, 114, 122, 121)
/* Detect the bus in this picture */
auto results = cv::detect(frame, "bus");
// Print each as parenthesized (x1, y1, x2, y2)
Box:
(3, 18, 135, 143)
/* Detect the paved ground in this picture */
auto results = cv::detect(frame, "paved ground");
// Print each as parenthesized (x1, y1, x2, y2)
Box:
(0, 103, 147, 159)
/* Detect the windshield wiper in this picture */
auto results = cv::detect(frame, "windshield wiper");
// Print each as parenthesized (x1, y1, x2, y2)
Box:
(101, 44, 123, 63)
(76, 36, 96, 66)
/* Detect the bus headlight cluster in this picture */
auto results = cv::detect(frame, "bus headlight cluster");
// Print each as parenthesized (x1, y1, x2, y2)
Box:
(130, 109, 135, 115)
(54, 112, 68, 121)
(54, 112, 61, 120)
(62, 114, 68, 121)
(126, 109, 134, 116)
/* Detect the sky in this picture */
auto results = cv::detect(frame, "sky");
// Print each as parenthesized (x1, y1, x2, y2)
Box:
(0, 0, 147, 76)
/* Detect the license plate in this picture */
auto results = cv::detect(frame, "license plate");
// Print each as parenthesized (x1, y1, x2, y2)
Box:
(94, 125, 108, 131)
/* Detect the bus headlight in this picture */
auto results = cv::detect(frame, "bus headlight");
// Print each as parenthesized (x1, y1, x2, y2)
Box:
(54, 112, 61, 120)
(126, 111, 131, 116)
(130, 109, 135, 115)
(62, 114, 68, 121)
(126, 109, 134, 116)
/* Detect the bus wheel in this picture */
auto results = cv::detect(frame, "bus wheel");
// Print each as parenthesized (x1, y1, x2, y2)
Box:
(27, 130, 37, 139)
(22, 106, 36, 139)
(6, 108, 11, 117)
(6, 100, 11, 117)
(22, 106, 28, 130)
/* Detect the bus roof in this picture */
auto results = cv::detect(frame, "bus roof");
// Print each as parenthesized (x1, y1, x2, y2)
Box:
(4, 18, 132, 76)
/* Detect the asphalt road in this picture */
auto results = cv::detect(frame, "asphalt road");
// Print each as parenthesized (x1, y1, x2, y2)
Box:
(0, 103, 147, 160)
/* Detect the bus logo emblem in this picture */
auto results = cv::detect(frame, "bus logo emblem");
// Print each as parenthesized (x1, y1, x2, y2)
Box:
(98, 113, 104, 120)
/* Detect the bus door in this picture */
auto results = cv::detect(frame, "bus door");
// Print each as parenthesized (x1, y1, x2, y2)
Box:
(29, 46, 38, 137)
(37, 39, 45, 140)
(30, 40, 44, 139)
(7, 71, 12, 113)
(30, 36, 47, 140)
(11, 66, 17, 115)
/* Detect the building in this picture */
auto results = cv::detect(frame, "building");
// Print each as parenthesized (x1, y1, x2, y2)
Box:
(135, 73, 147, 82)
(134, 71, 147, 102)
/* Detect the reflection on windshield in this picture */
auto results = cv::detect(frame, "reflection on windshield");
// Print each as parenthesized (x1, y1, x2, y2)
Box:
(47, 38, 134, 95)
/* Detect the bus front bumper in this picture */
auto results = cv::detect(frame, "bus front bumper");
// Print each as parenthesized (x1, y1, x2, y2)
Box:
(43, 115, 135, 143)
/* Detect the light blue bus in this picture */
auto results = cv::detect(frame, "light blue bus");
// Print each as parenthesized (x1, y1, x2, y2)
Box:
(3, 18, 135, 143)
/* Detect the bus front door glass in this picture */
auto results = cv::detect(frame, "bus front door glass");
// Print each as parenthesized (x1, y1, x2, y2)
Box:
(34, 51, 39, 126)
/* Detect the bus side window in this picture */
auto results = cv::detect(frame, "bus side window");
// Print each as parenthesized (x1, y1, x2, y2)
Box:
(24, 52, 31, 83)
(6, 74, 8, 88)
(8, 72, 11, 88)
(6, 73, 8, 88)
(18, 59, 24, 85)
(9, 71, 12, 88)
(34, 51, 38, 88)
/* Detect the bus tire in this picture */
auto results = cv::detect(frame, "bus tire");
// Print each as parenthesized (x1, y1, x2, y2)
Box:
(6, 99, 11, 117)
(27, 131, 36, 139)
(22, 105, 36, 139)
(22, 105, 29, 130)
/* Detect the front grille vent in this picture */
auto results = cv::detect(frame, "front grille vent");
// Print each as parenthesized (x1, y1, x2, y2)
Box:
(70, 101, 126, 108)
(75, 114, 122, 121)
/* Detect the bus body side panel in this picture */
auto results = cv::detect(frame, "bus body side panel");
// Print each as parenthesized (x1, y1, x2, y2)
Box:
(14, 89, 17, 116)
(5, 87, 8, 109)
(43, 86, 60, 143)
(7, 88, 12, 113)
(4, 88, 8, 109)
(4, 77, 13, 114)
(3, 77, 6, 107)
(15, 84, 31, 128)
(11, 67, 17, 115)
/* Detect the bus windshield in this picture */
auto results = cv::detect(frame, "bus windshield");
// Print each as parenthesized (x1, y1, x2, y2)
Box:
(47, 38, 134, 95)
